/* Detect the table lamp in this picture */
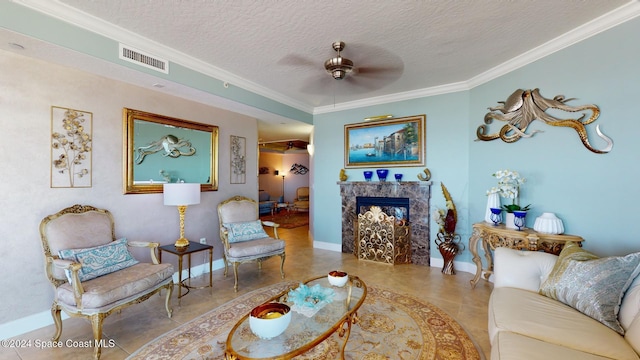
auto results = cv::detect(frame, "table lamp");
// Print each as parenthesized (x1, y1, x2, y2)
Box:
(163, 183, 201, 248)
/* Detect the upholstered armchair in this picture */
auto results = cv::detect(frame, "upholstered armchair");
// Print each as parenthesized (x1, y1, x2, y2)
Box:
(258, 190, 276, 216)
(39, 204, 174, 360)
(293, 186, 310, 211)
(217, 196, 286, 291)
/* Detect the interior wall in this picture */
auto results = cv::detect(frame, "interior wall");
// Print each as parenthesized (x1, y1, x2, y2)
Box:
(258, 151, 310, 203)
(258, 152, 284, 200)
(311, 16, 640, 264)
(0, 49, 259, 326)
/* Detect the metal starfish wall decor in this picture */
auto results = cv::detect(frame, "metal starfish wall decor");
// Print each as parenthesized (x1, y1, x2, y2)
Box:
(476, 88, 613, 154)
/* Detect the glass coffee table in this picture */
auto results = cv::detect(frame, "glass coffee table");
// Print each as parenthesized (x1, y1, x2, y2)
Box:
(225, 274, 367, 359)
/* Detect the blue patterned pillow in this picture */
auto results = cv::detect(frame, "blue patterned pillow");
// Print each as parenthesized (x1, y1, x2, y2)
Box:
(59, 238, 139, 283)
(539, 242, 640, 335)
(224, 220, 269, 243)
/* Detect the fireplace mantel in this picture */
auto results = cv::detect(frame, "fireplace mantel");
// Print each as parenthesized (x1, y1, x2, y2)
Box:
(338, 181, 432, 265)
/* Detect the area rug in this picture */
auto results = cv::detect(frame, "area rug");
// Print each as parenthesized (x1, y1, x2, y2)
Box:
(128, 281, 482, 360)
(260, 211, 309, 229)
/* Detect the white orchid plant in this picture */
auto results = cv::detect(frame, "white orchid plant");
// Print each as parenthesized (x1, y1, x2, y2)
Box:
(487, 169, 530, 213)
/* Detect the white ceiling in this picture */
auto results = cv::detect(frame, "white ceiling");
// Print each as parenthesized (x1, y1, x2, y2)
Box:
(4, 0, 638, 143)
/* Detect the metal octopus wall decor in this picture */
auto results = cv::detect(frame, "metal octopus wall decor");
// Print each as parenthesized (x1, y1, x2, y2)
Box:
(476, 88, 613, 154)
(135, 134, 196, 164)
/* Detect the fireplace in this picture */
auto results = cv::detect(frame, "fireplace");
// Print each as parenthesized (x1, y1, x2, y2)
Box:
(339, 181, 432, 265)
(356, 196, 410, 224)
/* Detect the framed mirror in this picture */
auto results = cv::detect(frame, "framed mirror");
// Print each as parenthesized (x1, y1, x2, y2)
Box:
(123, 108, 219, 194)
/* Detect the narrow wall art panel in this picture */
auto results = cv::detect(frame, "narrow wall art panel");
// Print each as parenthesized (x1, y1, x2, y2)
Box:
(230, 135, 246, 184)
(50, 106, 92, 188)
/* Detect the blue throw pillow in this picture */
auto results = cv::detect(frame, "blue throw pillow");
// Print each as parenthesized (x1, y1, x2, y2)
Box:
(58, 238, 139, 283)
(223, 220, 269, 243)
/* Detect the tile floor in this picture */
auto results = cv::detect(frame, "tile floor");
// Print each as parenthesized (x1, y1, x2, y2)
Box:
(2, 225, 493, 359)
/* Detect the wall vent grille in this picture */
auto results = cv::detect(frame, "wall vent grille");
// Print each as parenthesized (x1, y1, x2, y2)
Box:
(119, 44, 169, 74)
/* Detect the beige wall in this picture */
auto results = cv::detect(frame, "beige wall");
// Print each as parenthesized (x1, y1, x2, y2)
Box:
(258, 152, 309, 203)
(0, 50, 260, 327)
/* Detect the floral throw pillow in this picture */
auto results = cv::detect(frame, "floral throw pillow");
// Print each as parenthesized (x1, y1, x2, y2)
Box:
(224, 220, 269, 243)
(539, 242, 640, 335)
(58, 238, 139, 283)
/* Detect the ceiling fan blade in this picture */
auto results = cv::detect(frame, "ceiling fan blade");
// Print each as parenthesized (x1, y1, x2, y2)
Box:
(355, 65, 404, 77)
(277, 54, 317, 68)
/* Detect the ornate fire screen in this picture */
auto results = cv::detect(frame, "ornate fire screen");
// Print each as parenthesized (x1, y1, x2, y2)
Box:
(357, 206, 411, 265)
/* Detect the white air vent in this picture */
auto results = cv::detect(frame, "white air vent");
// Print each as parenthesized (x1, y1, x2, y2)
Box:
(119, 44, 169, 74)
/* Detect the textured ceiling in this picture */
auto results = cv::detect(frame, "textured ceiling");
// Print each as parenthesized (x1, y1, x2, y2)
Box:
(5, 0, 635, 142)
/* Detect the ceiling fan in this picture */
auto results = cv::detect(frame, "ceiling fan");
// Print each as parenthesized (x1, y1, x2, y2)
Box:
(279, 42, 404, 94)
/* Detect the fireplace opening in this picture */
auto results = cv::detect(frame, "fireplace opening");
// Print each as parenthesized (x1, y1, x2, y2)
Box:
(356, 196, 409, 225)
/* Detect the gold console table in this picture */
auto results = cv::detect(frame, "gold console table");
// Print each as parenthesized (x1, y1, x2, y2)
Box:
(469, 222, 584, 288)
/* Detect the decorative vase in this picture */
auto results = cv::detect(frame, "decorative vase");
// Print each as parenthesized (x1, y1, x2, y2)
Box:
(435, 232, 462, 275)
(513, 210, 527, 231)
(363, 171, 373, 181)
(484, 193, 501, 223)
(489, 208, 502, 226)
(533, 212, 565, 234)
(394, 173, 403, 182)
(505, 212, 517, 229)
(376, 169, 389, 182)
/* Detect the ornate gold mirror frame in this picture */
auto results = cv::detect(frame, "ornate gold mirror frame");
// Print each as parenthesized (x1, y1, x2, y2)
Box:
(123, 108, 219, 194)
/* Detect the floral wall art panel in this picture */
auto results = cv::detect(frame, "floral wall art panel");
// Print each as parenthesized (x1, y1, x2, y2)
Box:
(230, 135, 246, 184)
(50, 106, 92, 188)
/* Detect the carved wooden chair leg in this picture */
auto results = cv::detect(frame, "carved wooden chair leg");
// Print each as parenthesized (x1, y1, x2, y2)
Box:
(280, 254, 286, 279)
(164, 283, 173, 318)
(257, 259, 263, 270)
(223, 256, 229, 277)
(233, 262, 240, 292)
(90, 313, 106, 360)
(51, 303, 63, 341)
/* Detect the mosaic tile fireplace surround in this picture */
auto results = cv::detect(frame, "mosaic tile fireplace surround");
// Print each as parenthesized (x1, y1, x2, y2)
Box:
(339, 181, 432, 265)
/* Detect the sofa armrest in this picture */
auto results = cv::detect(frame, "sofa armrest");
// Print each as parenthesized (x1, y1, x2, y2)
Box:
(494, 247, 558, 292)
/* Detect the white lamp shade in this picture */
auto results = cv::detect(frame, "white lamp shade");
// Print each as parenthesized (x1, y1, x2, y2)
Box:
(163, 183, 201, 206)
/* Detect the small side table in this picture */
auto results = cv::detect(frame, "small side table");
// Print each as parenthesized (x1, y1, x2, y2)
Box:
(158, 241, 213, 299)
(469, 222, 584, 288)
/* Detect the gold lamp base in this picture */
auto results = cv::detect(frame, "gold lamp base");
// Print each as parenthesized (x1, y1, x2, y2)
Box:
(174, 237, 190, 248)
(174, 205, 190, 249)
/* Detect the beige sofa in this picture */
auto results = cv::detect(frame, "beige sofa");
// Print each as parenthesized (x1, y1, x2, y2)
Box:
(489, 246, 640, 360)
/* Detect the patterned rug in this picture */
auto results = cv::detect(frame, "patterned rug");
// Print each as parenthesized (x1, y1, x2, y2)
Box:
(260, 211, 309, 229)
(128, 282, 482, 359)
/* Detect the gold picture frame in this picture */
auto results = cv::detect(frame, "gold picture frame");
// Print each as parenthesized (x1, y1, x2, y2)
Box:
(123, 108, 219, 194)
(344, 115, 426, 168)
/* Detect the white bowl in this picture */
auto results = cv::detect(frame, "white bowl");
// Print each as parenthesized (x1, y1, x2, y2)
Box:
(328, 271, 349, 287)
(533, 212, 565, 234)
(249, 303, 291, 339)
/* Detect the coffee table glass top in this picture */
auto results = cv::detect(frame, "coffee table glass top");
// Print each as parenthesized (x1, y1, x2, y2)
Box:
(225, 274, 366, 359)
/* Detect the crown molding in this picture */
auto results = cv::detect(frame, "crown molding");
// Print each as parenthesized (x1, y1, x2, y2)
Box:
(15, 0, 640, 116)
(13, 0, 315, 115)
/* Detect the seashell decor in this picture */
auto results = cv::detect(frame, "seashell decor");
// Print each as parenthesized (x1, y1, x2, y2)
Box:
(533, 212, 565, 234)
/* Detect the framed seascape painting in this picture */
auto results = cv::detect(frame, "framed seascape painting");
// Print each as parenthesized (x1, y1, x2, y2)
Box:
(344, 115, 426, 168)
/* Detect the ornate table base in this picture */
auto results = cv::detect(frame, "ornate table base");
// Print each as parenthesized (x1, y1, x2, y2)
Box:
(469, 222, 584, 288)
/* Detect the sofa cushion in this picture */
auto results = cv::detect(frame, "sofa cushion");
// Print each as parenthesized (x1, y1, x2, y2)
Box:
(58, 238, 138, 283)
(56, 262, 174, 309)
(489, 287, 640, 360)
(539, 242, 640, 335)
(224, 220, 270, 243)
(494, 247, 558, 292)
(491, 331, 615, 360)
(227, 238, 285, 259)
